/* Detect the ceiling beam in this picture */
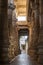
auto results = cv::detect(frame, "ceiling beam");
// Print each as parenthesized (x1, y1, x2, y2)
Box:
(17, 5, 26, 8)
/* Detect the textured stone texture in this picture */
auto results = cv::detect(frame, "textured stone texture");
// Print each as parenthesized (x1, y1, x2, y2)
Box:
(27, 0, 42, 65)
(28, 0, 43, 65)
(8, 6, 20, 61)
(37, 0, 43, 65)
(0, 0, 20, 64)
(0, 0, 9, 65)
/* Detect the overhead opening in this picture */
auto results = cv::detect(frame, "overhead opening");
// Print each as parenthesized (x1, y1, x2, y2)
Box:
(17, 16, 26, 21)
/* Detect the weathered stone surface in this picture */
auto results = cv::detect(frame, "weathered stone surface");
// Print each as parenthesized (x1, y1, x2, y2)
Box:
(8, 4, 20, 61)
(27, 1, 43, 65)
(0, 0, 9, 65)
(37, 0, 43, 65)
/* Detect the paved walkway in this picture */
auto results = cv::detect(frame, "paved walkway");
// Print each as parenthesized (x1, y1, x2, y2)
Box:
(10, 54, 36, 65)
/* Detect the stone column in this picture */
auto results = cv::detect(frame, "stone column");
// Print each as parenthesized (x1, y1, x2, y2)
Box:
(0, 0, 9, 65)
(31, 0, 40, 62)
(28, 0, 40, 63)
(8, 0, 15, 60)
(37, 0, 43, 65)
(8, 0, 20, 61)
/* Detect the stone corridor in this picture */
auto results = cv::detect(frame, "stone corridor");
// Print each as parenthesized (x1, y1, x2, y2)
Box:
(0, 0, 43, 65)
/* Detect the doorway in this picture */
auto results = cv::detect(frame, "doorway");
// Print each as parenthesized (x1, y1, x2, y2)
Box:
(18, 29, 29, 54)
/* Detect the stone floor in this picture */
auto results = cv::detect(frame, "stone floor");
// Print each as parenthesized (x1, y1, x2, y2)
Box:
(10, 53, 36, 65)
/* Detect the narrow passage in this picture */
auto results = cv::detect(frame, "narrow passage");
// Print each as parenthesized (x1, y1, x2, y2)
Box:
(10, 54, 36, 65)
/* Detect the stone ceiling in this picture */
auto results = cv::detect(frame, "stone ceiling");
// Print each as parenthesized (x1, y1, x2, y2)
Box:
(14, 0, 27, 16)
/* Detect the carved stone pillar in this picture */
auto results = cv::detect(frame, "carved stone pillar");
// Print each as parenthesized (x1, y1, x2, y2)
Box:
(0, 0, 9, 65)
(8, 0, 20, 61)
(28, 0, 40, 63)
(37, 0, 43, 65)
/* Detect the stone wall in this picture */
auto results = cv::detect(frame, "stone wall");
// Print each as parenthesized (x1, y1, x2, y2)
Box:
(27, 0, 40, 64)
(8, 3, 20, 61)
(28, 0, 43, 65)
(0, 0, 20, 64)
(37, 0, 43, 65)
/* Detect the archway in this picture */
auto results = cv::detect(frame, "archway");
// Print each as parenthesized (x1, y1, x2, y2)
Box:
(18, 29, 29, 54)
